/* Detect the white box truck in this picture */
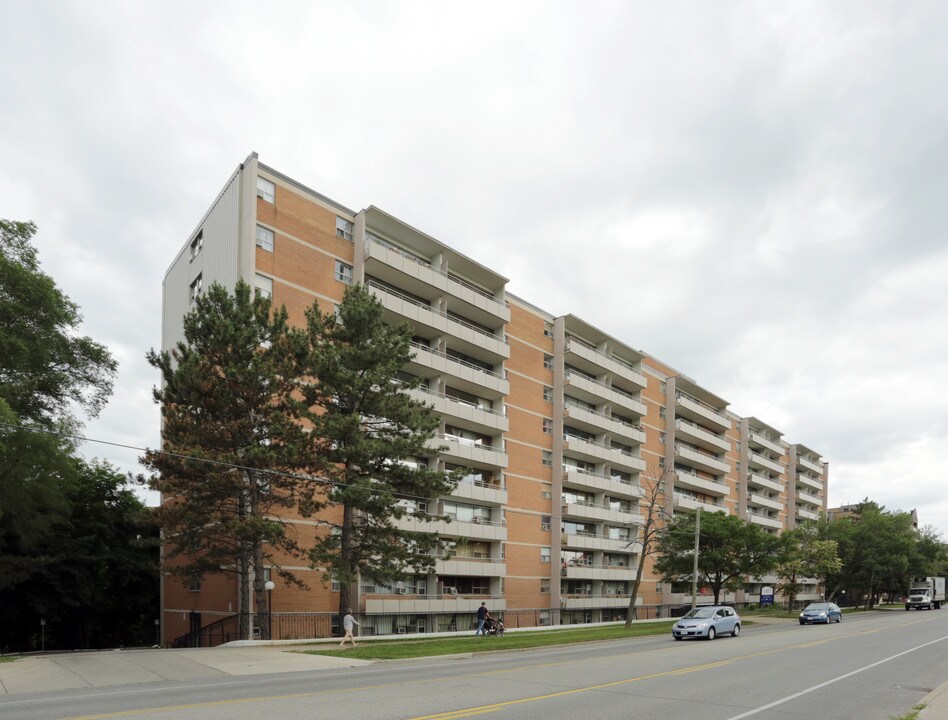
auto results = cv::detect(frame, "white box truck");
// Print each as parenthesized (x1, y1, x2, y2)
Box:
(905, 577, 946, 610)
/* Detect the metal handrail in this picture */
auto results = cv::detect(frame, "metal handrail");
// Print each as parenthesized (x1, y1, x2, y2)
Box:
(409, 341, 505, 380)
(411, 385, 505, 417)
(564, 369, 638, 402)
(366, 236, 500, 302)
(565, 433, 637, 458)
(368, 280, 505, 342)
(564, 399, 644, 430)
(438, 432, 504, 454)
(562, 498, 635, 513)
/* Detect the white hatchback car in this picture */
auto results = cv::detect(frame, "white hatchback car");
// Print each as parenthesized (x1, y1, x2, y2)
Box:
(672, 605, 741, 640)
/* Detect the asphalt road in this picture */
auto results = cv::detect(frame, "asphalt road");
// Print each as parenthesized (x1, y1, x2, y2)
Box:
(4, 611, 947, 720)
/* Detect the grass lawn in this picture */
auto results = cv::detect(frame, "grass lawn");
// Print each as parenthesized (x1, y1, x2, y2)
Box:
(303, 622, 678, 660)
(0, 656, 16, 663)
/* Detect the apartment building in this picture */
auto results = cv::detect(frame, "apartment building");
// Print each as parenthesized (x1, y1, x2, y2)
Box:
(160, 153, 829, 641)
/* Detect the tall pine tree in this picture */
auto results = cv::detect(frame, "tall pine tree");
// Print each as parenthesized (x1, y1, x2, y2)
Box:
(296, 285, 460, 623)
(142, 280, 314, 639)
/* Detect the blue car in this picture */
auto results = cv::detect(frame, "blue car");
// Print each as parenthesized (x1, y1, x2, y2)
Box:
(799, 602, 842, 624)
(672, 605, 741, 640)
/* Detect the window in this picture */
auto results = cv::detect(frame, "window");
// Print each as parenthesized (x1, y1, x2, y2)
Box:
(255, 273, 273, 299)
(256, 225, 274, 252)
(257, 177, 275, 203)
(541, 515, 551, 531)
(540, 547, 551, 563)
(659, 432, 666, 444)
(542, 418, 553, 435)
(659, 457, 666, 469)
(336, 216, 354, 241)
(189, 231, 203, 261)
(539, 609, 551, 626)
(543, 323, 553, 338)
(659, 407, 666, 419)
(188, 574, 202, 592)
(541, 484, 552, 499)
(543, 354, 554, 370)
(543, 386, 553, 403)
(540, 579, 551, 593)
(334, 260, 353, 285)
(331, 575, 340, 592)
(542, 450, 552, 467)
(189, 273, 202, 304)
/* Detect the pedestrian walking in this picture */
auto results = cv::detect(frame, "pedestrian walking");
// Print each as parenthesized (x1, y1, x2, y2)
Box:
(475, 602, 490, 637)
(339, 609, 359, 647)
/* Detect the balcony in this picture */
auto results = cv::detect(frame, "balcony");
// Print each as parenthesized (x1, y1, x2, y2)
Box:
(749, 431, 783, 455)
(408, 387, 508, 434)
(368, 281, 509, 363)
(451, 477, 508, 506)
(749, 451, 783, 475)
(796, 489, 822, 506)
(564, 435, 646, 472)
(747, 473, 783, 494)
(406, 342, 508, 398)
(434, 557, 506, 577)
(673, 492, 725, 514)
(797, 474, 824, 492)
(564, 338, 647, 391)
(798, 456, 823, 475)
(674, 470, 729, 497)
(674, 444, 729, 475)
(561, 533, 641, 553)
(393, 514, 508, 541)
(364, 236, 510, 326)
(561, 564, 634, 581)
(561, 595, 632, 609)
(747, 493, 783, 512)
(564, 371, 647, 417)
(674, 418, 730, 452)
(562, 468, 643, 499)
(564, 403, 646, 443)
(675, 393, 730, 432)
(747, 512, 783, 530)
(365, 596, 506, 614)
(562, 500, 644, 526)
(432, 433, 508, 469)
(796, 507, 819, 521)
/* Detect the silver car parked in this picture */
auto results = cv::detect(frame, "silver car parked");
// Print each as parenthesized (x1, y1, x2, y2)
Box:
(672, 605, 741, 640)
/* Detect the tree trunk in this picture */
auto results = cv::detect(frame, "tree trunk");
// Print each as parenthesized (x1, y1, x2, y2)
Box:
(238, 549, 251, 640)
(253, 544, 269, 640)
(624, 553, 647, 628)
(337, 502, 355, 634)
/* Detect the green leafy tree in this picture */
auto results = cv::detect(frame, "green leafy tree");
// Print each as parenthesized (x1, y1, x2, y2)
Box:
(142, 281, 315, 640)
(654, 510, 780, 605)
(774, 524, 841, 611)
(0, 219, 116, 425)
(0, 459, 157, 653)
(296, 284, 460, 623)
(0, 220, 121, 651)
(821, 500, 919, 606)
(624, 465, 672, 627)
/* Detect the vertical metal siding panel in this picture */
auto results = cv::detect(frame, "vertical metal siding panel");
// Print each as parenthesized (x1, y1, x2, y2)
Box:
(162, 169, 242, 353)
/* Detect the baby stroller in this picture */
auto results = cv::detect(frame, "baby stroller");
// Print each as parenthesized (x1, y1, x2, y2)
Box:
(484, 616, 506, 637)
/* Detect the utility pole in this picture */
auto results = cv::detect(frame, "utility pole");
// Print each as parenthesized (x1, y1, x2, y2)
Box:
(690, 508, 701, 611)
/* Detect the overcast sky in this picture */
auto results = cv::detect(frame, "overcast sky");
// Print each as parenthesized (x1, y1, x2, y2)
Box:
(2, 1, 946, 534)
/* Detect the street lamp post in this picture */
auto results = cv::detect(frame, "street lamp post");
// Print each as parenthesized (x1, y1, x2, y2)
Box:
(40, 619, 46, 652)
(154, 618, 161, 647)
(264, 580, 275, 640)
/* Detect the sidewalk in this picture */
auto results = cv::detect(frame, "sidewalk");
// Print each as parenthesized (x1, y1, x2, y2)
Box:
(0, 646, 371, 696)
(920, 680, 948, 720)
